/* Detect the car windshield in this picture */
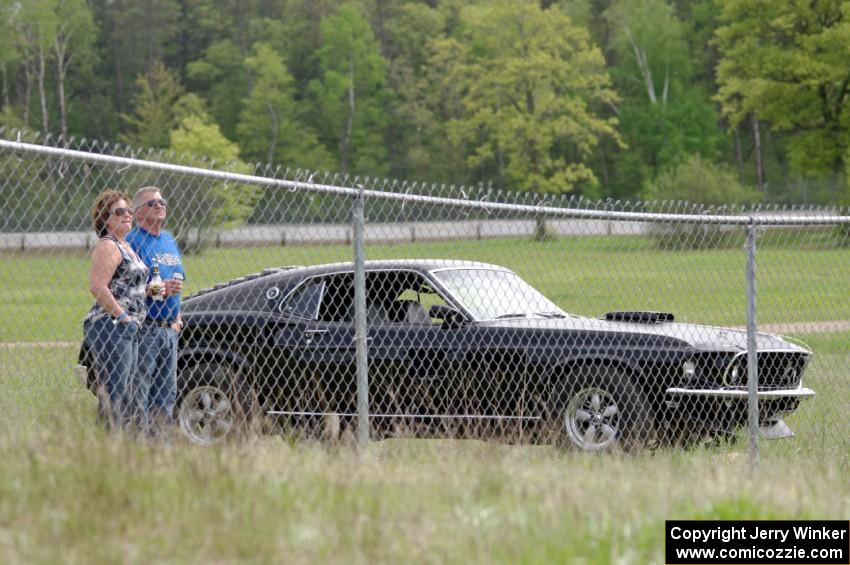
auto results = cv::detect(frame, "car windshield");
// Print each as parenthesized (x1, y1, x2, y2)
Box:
(433, 268, 567, 321)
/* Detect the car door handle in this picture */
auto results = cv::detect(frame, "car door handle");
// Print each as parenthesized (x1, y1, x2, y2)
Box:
(303, 329, 328, 344)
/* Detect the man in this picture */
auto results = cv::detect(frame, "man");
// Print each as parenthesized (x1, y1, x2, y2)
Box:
(127, 186, 185, 435)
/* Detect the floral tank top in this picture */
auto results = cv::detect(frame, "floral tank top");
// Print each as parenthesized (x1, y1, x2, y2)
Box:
(84, 236, 149, 324)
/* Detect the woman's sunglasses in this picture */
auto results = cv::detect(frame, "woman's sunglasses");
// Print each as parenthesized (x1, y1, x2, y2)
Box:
(111, 207, 132, 217)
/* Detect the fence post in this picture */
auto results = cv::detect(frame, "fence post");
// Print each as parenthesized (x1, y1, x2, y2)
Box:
(353, 184, 370, 447)
(745, 221, 759, 471)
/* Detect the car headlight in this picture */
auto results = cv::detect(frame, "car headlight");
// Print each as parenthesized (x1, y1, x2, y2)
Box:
(722, 363, 743, 387)
(682, 360, 696, 381)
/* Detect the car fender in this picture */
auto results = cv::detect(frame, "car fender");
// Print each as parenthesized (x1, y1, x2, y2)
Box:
(177, 345, 251, 376)
(543, 353, 645, 387)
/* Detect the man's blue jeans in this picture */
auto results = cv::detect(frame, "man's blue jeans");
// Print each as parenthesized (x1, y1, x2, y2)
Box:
(83, 317, 140, 430)
(137, 322, 178, 432)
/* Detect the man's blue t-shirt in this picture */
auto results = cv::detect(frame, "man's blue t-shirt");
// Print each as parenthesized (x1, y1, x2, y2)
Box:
(127, 227, 185, 321)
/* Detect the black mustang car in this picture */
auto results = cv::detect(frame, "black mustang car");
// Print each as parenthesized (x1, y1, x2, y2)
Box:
(80, 260, 815, 449)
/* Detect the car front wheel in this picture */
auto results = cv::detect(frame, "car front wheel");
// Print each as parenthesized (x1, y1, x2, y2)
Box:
(555, 366, 653, 452)
(563, 386, 622, 450)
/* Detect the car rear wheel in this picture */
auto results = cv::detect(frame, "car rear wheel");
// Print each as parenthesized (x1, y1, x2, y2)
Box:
(555, 366, 653, 452)
(177, 362, 254, 445)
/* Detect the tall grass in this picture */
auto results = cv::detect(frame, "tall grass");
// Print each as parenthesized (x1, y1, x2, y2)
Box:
(0, 337, 848, 562)
(0, 403, 847, 564)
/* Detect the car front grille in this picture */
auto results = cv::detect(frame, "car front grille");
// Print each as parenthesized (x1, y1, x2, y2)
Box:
(724, 351, 810, 390)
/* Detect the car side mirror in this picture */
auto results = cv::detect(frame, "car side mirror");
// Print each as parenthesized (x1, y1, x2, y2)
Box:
(429, 304, 465, 328)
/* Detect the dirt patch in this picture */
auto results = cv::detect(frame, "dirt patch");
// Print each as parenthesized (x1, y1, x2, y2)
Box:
(0, 342, 78, 349)
(753, 321, 850, 335)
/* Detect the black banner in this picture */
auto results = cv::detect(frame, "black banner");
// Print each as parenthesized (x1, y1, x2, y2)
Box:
(666, 520, 849, 564)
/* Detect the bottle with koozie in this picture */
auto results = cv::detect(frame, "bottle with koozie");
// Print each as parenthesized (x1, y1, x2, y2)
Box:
(171, 272, 184, 295)
(150, 259, 164, 301)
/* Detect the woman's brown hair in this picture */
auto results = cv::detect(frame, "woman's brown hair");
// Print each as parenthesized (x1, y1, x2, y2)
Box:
(91, 190, 130, 237)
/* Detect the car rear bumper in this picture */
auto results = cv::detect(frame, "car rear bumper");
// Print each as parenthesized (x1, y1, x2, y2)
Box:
(666, 386, 815, 400)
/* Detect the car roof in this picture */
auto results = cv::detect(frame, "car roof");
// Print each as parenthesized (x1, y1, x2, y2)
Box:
(185, 259, 512, 301)
(291, 259, 512, 277)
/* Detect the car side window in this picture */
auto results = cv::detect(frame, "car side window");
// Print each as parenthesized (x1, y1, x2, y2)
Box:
(303, 271, 454, 325)
(318, 273, 355, 322)
(395, 284, 450, 325)
(369, 271, 450, 325)
(280, 280, 324, 320)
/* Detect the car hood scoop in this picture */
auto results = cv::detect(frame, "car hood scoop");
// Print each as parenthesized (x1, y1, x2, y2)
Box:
(604, 311, 674, 324)
(480, 316, 809, 353)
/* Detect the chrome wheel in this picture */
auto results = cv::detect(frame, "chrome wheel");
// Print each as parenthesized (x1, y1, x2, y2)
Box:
(178, 385, 234, 445)
(563, 387, 620, 451)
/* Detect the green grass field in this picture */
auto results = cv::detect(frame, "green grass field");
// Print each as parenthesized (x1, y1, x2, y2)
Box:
(2, 235, 850, 341)
(0, 235, 848, 563)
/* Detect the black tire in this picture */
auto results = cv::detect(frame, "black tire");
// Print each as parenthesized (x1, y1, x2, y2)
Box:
(77, 343, 98, 394)
(176, 361, 257, 445)
(551, 365, 654, 452)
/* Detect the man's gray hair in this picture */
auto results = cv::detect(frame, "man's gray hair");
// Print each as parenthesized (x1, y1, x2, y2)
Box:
(133, 186, 162, 209)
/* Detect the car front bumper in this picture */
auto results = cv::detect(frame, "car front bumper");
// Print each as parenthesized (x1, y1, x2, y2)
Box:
(665, 386, 816, 400)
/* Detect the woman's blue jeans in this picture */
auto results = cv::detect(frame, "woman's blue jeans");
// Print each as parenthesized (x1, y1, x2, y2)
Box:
(83, 317, 140, 430)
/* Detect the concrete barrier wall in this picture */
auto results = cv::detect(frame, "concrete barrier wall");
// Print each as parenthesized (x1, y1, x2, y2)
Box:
(4, 209, 830, 251)
(0, 231, 96, 250)
(1, 219, 652, 251)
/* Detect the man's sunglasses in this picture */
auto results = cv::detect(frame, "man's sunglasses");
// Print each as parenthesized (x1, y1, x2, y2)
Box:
(141, 198, 167, 208)
(111, 207, 132, 217)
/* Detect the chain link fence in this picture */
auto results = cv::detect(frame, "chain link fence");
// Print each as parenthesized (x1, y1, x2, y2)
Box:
(1, 132, 848, 461)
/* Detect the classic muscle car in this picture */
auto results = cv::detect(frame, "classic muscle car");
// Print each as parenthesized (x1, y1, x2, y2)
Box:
(80, 260, 815, 449)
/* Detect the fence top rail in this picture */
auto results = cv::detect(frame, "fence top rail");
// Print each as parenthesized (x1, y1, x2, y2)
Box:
(3, 139, 849, 226)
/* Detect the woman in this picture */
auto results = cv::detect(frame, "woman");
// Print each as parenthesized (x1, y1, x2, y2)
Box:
(82, 190, 148, 430)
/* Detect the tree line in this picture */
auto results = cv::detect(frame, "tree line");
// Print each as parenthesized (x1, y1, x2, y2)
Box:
(1, 0, 849, 206)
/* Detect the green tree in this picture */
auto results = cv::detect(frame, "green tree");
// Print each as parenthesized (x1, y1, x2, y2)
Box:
(715, 0, 850, 201)
(602, 0, 726, 197)
(172, 93, 209, 125)
(91, 0, 180, 117)
(605, 0, 692, 106)
(53, 0, 97, 142)
(237, 43, 332, 169)
(0, 0, 22, 111)
(14, 0, 59, 132)
(439, 0, 621, 194)
(382, 2, 452, 180)
(186, 40, 248, 140)
(644, 154, 761, 250)
(0, 106, 25, 130)
(676, 0, 723, 86)
(120, 61, 185, 148)
(644, 154, 760, 205)
(266, 0, 343, 87)
(309, 4, 390, 175)
(169, 115, 261, 249)
(555, 0, 593, 29)
(5, 0, 97, 140)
